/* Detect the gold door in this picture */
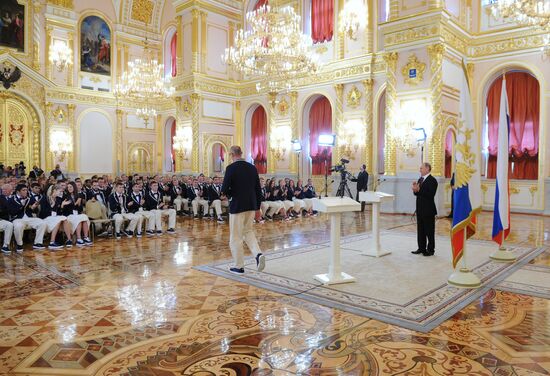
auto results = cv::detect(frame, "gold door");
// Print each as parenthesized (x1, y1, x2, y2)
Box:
(0, 96, 33, 168)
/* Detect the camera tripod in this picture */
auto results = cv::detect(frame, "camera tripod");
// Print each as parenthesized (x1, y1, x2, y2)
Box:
(336, 173, 354, 199)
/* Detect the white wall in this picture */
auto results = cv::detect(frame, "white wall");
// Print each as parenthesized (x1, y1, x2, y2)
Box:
(79, 111, 113, 173)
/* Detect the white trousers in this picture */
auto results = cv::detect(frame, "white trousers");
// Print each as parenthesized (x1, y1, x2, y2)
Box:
(0, 220, 13, 246)
(134, 210, 156, 232)
(113, 213, 139, 233)
(173, 196, 188, 211)
(192, 198, 209, 216)
(229, 211, 261, 269)
(13, 217, 46, 245)
(303, 198, 314, 211)
(151, 208, 176, 230)
(210, 199, 229, 217)
(266, 201, 284, 216)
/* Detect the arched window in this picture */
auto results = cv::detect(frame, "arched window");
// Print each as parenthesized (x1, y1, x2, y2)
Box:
(302, 0, 334, 44)
(164, 28, 177, 78)
(485, 71, 540, 180)
(308, 96, 332, 175)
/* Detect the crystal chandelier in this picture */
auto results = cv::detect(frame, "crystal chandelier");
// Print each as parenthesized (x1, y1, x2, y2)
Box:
(115, 34, 175, 127)
(339, 0, 368, 40)
(491, 0, 550, 31)
(222, 4, 320, 93)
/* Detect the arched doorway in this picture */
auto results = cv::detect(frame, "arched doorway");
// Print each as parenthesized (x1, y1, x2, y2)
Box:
(164, 117, 176, 173)
(163, 27, 177, 78)
(211, 142, 226, 175)
(0, 93, 38, 171)
(244, 104, 267, 173)
(302, 95, 333, 177)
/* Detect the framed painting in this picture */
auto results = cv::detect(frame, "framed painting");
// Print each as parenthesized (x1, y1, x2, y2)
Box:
(0, 0, 25, 52)
(80, 15, 111, 76)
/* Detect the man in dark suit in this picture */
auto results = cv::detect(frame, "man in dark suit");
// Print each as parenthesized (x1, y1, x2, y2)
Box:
(411, 163, 438, 256)
(221, 145, 265, 274)
(356, 164, 369, 211)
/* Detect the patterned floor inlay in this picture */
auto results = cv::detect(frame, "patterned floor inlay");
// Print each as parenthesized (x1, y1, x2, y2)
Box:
(496, 249, 550, 299)
(196, 230, 545, 332)
(0, 255, 79, 301)
(2, 212, 550, 375)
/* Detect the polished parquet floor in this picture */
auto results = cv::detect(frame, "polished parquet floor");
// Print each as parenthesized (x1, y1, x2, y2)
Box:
(0, 210, 549, 375)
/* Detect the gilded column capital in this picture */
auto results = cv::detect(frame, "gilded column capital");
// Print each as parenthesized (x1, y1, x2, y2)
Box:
(383, 51, 398, 68)
(191, 8, 200, 19)
(362, 78, 374, 87)
(427, 43, 445, 73)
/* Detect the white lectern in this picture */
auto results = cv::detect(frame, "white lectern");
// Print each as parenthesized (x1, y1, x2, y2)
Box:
(359, 191, 395, 257)
(312, 197, 361, 285)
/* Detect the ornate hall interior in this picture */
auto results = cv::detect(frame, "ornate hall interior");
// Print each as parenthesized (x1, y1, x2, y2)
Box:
(0, 0, 549, 374)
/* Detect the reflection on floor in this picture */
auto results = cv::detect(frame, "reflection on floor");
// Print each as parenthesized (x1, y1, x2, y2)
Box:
(1, 211, 549, 375)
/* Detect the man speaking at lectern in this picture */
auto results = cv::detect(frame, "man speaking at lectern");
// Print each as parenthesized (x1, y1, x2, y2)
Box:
(411, 163, 438, 256)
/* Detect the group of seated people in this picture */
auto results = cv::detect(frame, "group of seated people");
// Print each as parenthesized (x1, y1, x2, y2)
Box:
(0, 167, 320, 253)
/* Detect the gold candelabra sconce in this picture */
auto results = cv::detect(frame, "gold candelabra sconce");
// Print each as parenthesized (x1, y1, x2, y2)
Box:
(339, 119, 365, 160)
(173, 126, 193, 161)
(50, 130, 72, 162)
(49, 39, 73, 72)
(270, 125, 291, 162)
(338, 0, 368, 40)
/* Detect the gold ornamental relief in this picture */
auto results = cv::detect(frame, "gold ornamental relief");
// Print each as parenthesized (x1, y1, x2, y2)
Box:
(131, 0, 154, 24)
(346, 85, 362, 108)
(402, 54, 426, 86)
(278, 98, 289, 117)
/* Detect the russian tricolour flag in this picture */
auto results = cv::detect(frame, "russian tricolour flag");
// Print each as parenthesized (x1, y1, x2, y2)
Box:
(451, 63, 482, 268)
(492, 77, 511, 245)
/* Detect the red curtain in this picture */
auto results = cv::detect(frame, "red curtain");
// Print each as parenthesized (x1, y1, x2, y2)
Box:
(251, 106, 267, 174)
(486, 72, 539, 180)
(170, 32, 177, 77)
(254, 0, 268, 10)
(170, 118, 176, 169)
(444, 130, 453, 178)
(311, 0, 334, 44)
(309, 96, 332, 175)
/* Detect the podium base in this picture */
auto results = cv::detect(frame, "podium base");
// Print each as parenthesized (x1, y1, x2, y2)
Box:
(448, 268, 481, 288)
(314, 272, 356, 285)
(490, 248, 516, 262)
(362, 249, 392, 257)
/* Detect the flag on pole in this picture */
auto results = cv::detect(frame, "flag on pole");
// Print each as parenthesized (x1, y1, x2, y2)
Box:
(451, 62, 482, 268)
(492, 76, 511, 245)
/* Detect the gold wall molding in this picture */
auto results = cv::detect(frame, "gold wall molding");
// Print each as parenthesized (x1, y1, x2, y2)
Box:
(67, 104, 75, 171)
(191, 93, 200, 172)
(346, 85, 362, 108)
(278, 97, 289, 117)
(333, 83, 344, 164)
(290, 91, 298, 175)
(127, 141, 154, 173)
(267, 92, 276, 174)
(235, 100, 242, 147)
(363, 79, 374, 174)
(383, 52, 398, 176)
(401, 54, 426, 86)
(46, 0, 73, 9)
(427, 43, 445, 176)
